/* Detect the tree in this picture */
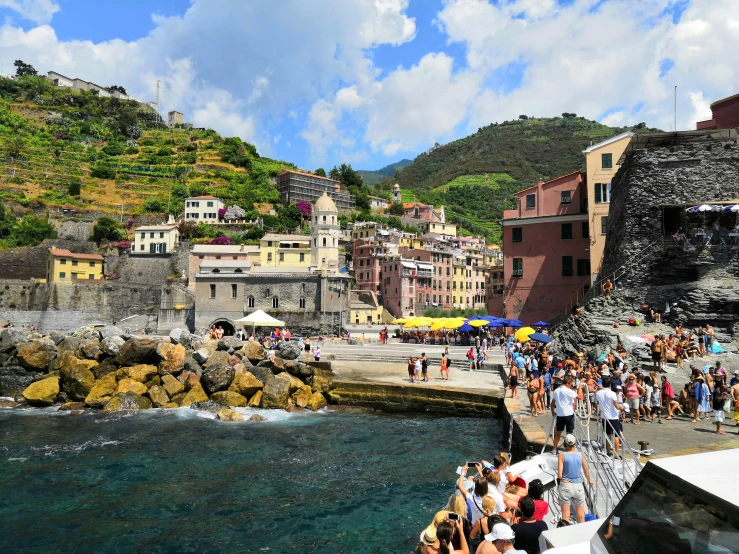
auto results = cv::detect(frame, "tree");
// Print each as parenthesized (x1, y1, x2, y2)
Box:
(92, 216, 123, 242)
(314, 168, 326, 177)
(108, 85, 127, 95)
(388, 201, 405, 216)
(6, 136, 28, 161)
(68, 179, 81, 197)
(10, 215, 56, 246)
(296, 201, 312, 217)
(518, 115, 528, 120)
(13, 60, 37, 77)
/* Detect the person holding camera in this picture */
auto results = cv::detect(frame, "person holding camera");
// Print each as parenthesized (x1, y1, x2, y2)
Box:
(457, 463, 489, 523)
(418, 520, 469, 554)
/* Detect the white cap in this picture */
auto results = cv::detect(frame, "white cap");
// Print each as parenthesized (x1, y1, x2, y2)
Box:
(564, 434, 577, 447)
(485, 523, 515, 542)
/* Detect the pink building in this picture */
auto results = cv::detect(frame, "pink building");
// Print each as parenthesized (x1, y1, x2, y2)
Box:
(402, 202, 444, 222)
(403, 248, 454, 310)
(696, 92, 739, 130)
(500, 171, 590, 324)
(353, 239, 386, 294)
(380, 257, 433, 317)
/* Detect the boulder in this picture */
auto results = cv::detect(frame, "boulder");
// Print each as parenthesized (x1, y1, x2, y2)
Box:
(115, 338, 159, 366)
(144, 375, 161, 389)
(103, 392, 153, 413)
(177, 370, 201, 390)
(116, 364, 157, 383)
(147, 385, 170, 408)
(232, 363, 246, 377)
(156, 342, 186, 375)
(271, 357, 285, 373)
(217, 336, 243, 351)
(291, 385, 313, 408)
(0, 399, 20, 408)
(189, 400, 227, 413)
(56, 391, 71, 404)
(117, 378, 148, 396)
(51, 351, 86, 373)
(49, 331, 66, 345)
(92, 358, 118, 379)
(170, 392, 186, 406)
(1, 328, 28, 353)
(98, 325, 125, 341)
(203, 350, 229, 368)
(217, 409, 243, 422)
(22, 377, 60, 406)
(169, 328, 194, 348)
(161, 374, 185, 397)
(276, 341, 302, 360)
(201, 365, 235, 394)
(309, 368, 333, 394)
(249, 414, 266, 422)
(80, 339, 103, 361)
(229, 372, 264, 397)
(210, 390, 248, 407)
(60, 401, 87, 411)
(306, 392, 327, 412)
(101, 336, 125, 357)
(228, 354, 241, 366)
(285, 360, 313, 378)
(241, 341, 266, 364)
(192, 348, 210, 364)
(0, 365, 40, 398)
(33, 370, 59, 382)
(163, 402, 179, 409)
(248, 390, 262, 407)
(85, 373, 118, 408)
(180, 382, 209, 407)
(61, 361, 97, 401)
(183, 357, 201, 375)
(248, 366, 272, 384)
(56, 336, 83, 358)
(260, 374, 291, 409)
(72, 326, 99, 341)
(16, 340, 58, 371)
(279, 372, 304, 395)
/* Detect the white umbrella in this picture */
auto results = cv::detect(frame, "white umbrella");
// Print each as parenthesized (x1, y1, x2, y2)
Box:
(234, 309, 285, 334)
(723, 204, 739, 212)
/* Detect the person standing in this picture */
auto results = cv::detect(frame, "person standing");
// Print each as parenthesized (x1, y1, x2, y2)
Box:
(596, 376, 624, 457)
(624, 374, 643, 425)
(414, 356, 422, 383)
(408, 356, 415, 382)
(731, 378, 739, 433)
(650, 385, 663, 424)
(713, 384, 729, 435)
(550, 376, 577, 451)
(467, 347, 476, 371)
(557, 434, 594, 524)
(421, 353, 429, 383)
(696, 375, 711, 421)
(303, 337, 311, 361)
(509, 363, 519, 399)
(440, 353, 449, 380)
(511, 497, 548, 554)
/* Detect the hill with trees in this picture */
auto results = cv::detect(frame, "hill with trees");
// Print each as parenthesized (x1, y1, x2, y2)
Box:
(356, 158, 412, 186)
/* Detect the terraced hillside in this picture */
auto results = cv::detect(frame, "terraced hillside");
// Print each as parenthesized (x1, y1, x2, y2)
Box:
(0, 76, 295, 219)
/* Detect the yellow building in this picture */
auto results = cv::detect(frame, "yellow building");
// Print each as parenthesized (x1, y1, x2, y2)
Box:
(259, 234, 311, 268)
(46, 247, 104, 282)
(583, 132, 634, 283)
(421, 221, 457, 237)
(348, 290, 390, 324)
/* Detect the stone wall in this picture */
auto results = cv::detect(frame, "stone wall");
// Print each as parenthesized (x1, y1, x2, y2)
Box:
(51, 219, 94, 241)
(0, 239, 96, 280)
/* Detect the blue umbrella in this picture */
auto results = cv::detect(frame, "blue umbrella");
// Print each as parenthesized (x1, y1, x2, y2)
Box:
(508, 319, 524, 327)
(529, 333, 553, 344)
(486, 320, 504, 327)
(457, 323, 474, 333)
(532, 321, 550, 327)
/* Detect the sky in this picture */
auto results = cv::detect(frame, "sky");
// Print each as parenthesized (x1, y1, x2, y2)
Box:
(1, 0, 737, 172)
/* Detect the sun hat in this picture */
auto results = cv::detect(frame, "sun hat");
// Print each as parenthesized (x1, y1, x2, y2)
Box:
(419, 525, 437, 545)
(616, 385, 623, 389)
(557, 362, 563, 367)
(485, 523, 515, 542)
(564, 434, 577, 447)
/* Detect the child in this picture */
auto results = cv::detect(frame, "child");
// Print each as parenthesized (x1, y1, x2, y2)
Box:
(312, 345, 321, 362)
(477, 348, 485, 370)
(650, 385, 662, 424)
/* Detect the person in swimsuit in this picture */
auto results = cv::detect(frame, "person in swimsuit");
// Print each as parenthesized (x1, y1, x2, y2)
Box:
(527, 373, 540, 416)
(303, 337, 311, 361)
(440, 353, 449, 380)
(509, 364, 519, 399)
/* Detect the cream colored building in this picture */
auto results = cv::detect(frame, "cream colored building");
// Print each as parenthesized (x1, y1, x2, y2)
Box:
(133, 224, 179, 254)
(259, 234, 312, 268)
(311, 192, 341, 272)
(420, 221, 457, 237)
(46, 247, 104, 282)
(184, 196, 224, 223)
(583, 132, 633, 283)
(188, 244, 260, 290)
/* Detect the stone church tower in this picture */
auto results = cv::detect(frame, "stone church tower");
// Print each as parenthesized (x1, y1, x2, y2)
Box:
(311, 192, 340, 272)
(392, 183, 401, 203)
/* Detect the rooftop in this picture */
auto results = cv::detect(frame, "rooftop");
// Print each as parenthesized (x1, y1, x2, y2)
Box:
(279, 168, 340, 183)
(710, 91, 739, 108)
(48, 247, 104, 261)
(619, 128, 739, 162)
(191, 244, 260, 254)
(582, 131, 635, 153)
(186, 195, 219, 200)
(134, 224, 178, 231)
(262, 233, 311, 242)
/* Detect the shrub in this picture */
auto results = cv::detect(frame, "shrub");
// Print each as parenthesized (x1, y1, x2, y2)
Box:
(125, 146, 139, 155)
(143, 197, 165, 212)
(156, 147, 174, 156)
(92, 216, 123, 242)
(210, 235, 232, 245)
(68, 179, 81, 196)
(90, 164, 116, 179)
(296, 201, 312, 217)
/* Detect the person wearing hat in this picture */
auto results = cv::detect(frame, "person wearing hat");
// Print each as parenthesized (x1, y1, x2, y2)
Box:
(558, 434, 594, 524)
(484, 523, 527, 554)
(695, 374, 711, 421)
(730, 370, 739, 388)
(418, 519, 469, 554)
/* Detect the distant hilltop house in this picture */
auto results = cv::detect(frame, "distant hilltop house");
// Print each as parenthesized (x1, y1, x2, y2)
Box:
(45, 71, 157, 112)
(132, 224, 179, 255)
(369, 196, 389, 213)
(184, 196, 224, 224)
(167, 110, 192, 129)
(46, 247, 104, 283)
(276, 169, 355, 211)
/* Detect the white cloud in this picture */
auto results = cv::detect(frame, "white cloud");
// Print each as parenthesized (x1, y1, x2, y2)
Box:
(192, 101, 256, 143)
(0, 0, 59, 24)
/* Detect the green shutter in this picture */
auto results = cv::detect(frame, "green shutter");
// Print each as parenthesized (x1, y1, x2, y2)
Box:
(594, 184, 602, 203)
(150, 243, 155, 253)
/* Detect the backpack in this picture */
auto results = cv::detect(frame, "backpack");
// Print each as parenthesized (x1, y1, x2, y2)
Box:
(447, 359, 452, 368)
(629, 318, 636, 326)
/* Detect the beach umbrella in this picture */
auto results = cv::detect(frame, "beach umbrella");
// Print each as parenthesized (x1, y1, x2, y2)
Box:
(430, 319, 449, 331)
(467, 319, 490, 327)
(457, 323, 474, 333)
(445, 319, 468, 330)
(391, 318, 408, 324)
(724, 204, 739, 212)
(532, 321, 550, 326)
(486, 320, 504, 327)
(508, 319, 524, 328)
(514, 326, 536, 342)
(529, 332, 553, 344)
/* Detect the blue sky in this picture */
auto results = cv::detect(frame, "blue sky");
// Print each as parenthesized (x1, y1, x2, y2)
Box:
(0, 0, 736, 173)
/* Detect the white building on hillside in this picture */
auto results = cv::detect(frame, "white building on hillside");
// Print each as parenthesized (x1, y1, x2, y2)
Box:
(184, 196, 224, 223)
(132, 224, 179, 255)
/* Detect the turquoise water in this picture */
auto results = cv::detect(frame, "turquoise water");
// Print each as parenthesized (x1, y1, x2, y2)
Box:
(0, 406, 503, 553)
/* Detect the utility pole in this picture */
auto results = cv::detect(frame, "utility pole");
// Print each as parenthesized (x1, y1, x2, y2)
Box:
(674, 85, 677, 132)
(156, 79, 161, 126)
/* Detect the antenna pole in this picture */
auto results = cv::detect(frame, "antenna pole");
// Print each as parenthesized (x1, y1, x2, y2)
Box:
(156, 80, 161, 125)
(674, 85, 677, 132)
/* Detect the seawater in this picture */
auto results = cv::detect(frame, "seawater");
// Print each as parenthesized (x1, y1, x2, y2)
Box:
(0, 406, 503, 553)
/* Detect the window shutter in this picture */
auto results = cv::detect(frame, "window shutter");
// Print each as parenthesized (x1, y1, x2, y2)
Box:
(594, 184, 602, 203)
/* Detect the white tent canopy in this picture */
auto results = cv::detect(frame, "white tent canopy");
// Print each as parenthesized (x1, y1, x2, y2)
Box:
(234, 309, 285, 327)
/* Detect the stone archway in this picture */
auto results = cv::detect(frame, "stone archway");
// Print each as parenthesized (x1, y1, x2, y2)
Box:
(209, 318, 235, 336)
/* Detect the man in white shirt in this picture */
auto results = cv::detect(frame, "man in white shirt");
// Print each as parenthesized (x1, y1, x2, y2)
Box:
(595, 376, 625, 456)
(550, 375, 578, 451)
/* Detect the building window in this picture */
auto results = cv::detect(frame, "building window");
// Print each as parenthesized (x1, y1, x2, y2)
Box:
(322, 237, 327, 247)
(60, 259, 66, 265)
(247, 295, 255, 308)
(601, 216, 609, 235)
(512, 227, 523, 243)
(210, 284, 216, 299)
(582, 221, 590, 239)
(140, 233, 145, 240)
(577, 259, 591, 276)
(88, 274, 94, 280)
(72, 260, 78, 267)
(267, 252, 272, 261)
(323, 215, 326, 223)
(601, 153, 613, 169)
(272, 296, 279, 309)
(561, 191, 571, 204)
(207, 201, 214, 207)
(160, 232, 164, 238)
(140, 244, 144, 251)
(561, 223, 573, 240)
(299, 253, 304, 262)
(59, 272, 66, 279)
(299, 296, 306, 309)
(150, 232, 154, 238)
(525, 194, 536, 209)
(512, 258, 523, 277)
(594, 182, 611, 203)
(314, 238, 317, 247)
(89, 262, 95, 267)
(231, 284, 237, 299)
(279, 252, 284, 262)
(562, 256, 573, 276)
(267, 241, 273, 247)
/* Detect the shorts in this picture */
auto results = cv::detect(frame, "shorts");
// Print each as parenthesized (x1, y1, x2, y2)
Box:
(421, 366, 428, 374)
(734, 411, 739, 424)
(304, 345, 311, 352)
(628, 398, 640, 411)
(556, 414, 575, 433)
(714, 410, 724, 423)
(706, 336, 713, 346)
(652, 352, 661, 361)
(589, 393, 596, 404)
(559, 481, 586, 507)
(604, 419, 622, 436)
(651, 406, 661, 416)
(510, 377, 518, 387)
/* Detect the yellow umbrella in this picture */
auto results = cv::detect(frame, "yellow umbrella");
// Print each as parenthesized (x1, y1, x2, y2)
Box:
(391, 318, 408, 324)
(430, 319, 449, 331)
(467, 319, 489, 327)
(514, 326, 536, 342)
(444, 318, 468, 330)
(404, 317, 433, 328)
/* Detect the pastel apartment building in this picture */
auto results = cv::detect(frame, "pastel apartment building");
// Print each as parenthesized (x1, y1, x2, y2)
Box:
(353, 239, 389, 294)
(168, 110, 184, 127)
(497, 171, 590, 323)
(380, 257, 433, 318)
(259, 234, 312, 268)
(184, 196, 224, 223)
(348, 290, 388, 324)
(46, 248, 104, 282)
(132, 224, 179, 255)
(46, 71, 157, 110)
(696, 92, 739, 130)
(188, 244, 261, 290)
(583, 132, 633, 282)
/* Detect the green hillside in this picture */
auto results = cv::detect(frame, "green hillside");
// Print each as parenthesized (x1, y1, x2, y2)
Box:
(357, 158, 412, 185)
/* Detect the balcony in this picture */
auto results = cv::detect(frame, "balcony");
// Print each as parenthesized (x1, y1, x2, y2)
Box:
(416, 269, 433, 278)
(512, 269, 523, 277)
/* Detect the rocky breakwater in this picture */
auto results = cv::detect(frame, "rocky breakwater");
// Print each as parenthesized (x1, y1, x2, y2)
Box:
(0, 327, 333, 420)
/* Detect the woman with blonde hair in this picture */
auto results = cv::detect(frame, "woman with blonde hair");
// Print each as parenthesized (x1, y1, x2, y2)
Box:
(468, 496, 496, 550)
(445, 493, 472, 550)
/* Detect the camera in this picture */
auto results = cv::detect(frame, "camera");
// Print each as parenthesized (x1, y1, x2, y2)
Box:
(448, 512, 459, 521)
